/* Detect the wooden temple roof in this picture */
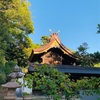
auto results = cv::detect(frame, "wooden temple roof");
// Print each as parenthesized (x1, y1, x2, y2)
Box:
(29, 33, 76, 61)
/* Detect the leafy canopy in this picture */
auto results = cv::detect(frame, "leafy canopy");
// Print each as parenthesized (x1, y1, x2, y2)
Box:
(41, 35, 50, 45)
(74, 43, 100, 67)
(0, 0, 34, 67)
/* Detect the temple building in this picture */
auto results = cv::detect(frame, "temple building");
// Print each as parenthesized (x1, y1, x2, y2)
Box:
(28, 33, 100, 78)
(29, 33, 78, 65)
(28, 32, 100, 98)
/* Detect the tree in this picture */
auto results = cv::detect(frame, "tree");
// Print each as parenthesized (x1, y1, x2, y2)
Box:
(90, 51, 100, 65)
(0, 0, 34, 67)
(97, 24, 100, 33)
(24, 37, 40, 57)
(75, 43, 100, 67)
(74, 43, 94, 67)
(41, 36, 50, 45)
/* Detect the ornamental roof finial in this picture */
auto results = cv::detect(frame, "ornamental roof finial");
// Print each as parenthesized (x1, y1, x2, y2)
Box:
(49, 29, 60, 34)
(57, 30, 60, 34)
(49, 29, 53, 33)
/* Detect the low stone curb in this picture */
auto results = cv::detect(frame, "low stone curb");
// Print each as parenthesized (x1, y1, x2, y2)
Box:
(16, 96, 80, 100)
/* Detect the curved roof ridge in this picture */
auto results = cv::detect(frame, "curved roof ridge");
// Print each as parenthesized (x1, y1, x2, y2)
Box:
(33, 33, 76, 59)
(34, 33, 61, 53)
(49, 33, 75, 57)
(50, 33, 61, 43)
(60, 43, 73, 54)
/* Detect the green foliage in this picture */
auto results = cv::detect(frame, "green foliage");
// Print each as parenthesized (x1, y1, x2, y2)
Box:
(23, 92, 31, 97)
(24, 65, 100, 100)
(41, 36, 50, 45)
(24, 65, 78, 99)
(74, 43, 93, 66)
(74, 43, 100, 67)
(4, 61, 16, 75)
(76, 77, 100, 94)
(0, 73, 6, 84)
(24, 37, 40, 57)
(97, 24, 100, 33)
(0, 61, 16, 84)
(90, 52, 100, 65)
(5, 44, 29, 67)
(98, 98, 100, 100)
(0, 0, 34, 67)
(0, 0, 34, 34)
(94, 63, 100, 67)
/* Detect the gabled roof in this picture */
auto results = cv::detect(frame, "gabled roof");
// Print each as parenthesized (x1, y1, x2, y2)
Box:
(30, 33, 76, 59)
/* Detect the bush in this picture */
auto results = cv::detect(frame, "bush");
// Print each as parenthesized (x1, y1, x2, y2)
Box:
(0, 73, 6, 84)
(24, 64, 78, 100)
(24, 64, 100, 100)
(0, 61, 16, 85)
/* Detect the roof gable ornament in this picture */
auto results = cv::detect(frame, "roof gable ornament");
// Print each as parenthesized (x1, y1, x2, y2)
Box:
(49, 29, 60, 34)
(49, 29, 61, 42)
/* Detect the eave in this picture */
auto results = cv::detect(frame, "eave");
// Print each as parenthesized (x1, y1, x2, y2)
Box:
(30, 33, 76, 61)
(28, 64, 100, 77)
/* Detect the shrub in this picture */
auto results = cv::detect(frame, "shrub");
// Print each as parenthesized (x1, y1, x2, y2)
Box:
(24, 64, 78, 100)
(24, 64, 100, 100)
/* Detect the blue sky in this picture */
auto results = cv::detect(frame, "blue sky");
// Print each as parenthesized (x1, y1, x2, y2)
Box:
(29, 0, 100, 53)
